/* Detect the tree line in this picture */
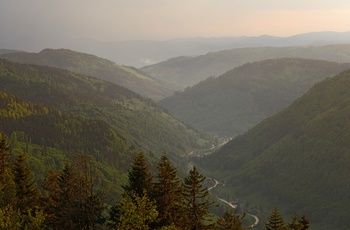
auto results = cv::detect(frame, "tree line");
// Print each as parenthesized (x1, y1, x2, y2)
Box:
(0, 136, 309, 229)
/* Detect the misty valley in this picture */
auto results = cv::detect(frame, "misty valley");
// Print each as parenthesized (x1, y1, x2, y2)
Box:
(2, 37, 350, 229)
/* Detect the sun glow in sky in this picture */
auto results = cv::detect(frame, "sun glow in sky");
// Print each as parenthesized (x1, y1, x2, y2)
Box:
(1, 0, 350, 41)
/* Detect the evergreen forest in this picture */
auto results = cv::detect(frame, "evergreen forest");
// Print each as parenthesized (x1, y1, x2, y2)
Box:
(2, 43, 350, 229)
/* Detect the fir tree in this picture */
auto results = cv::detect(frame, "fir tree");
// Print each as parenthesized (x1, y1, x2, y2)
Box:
(123, 151, 153, 197)
(0, 137, 10, 178)
(265, 207, 286, 230)
(12, 153, 40, 211)
(216, 210, 245, 230)
(298, 215, 310, 230)
(112, 191, 158, 230)
(153, 154, 183, 228)
(0, 137, 15, 208)
(181, 166, 213, 230)
(44, 156, 105, 229)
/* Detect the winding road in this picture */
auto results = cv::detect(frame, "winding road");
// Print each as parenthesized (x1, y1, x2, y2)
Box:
(208, 178, 259, 228)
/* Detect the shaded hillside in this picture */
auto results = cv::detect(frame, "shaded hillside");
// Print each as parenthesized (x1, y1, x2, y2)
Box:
(142, 44, 350, 89)
(200, 69, 350, 229)
(0, 59, 212, 159)
(0, 91, 128, 160)
(0, 91, 132, 194)
(1, 48, 176, 101)
(160, 58, 350, 136)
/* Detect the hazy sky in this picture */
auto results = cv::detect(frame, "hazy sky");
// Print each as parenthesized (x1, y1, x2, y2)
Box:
(1, 0, 350, 41)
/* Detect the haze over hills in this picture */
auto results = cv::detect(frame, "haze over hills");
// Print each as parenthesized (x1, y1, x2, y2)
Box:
(2, 31, 350, 68)
(142, 44, 350, 89)
(199, 69, 350, 229)
(159, 58, 350, 137)
(0, 58, 212, 161)
(0, 49, 176, 101)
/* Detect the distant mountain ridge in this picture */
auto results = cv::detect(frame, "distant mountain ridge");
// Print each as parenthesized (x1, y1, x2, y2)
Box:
(2, 31, 350, 67)
(142, 44, 350, 89)
(0, 48, 176, 101)
(159, 58, 350, 136)
(200, 69, 350, 229)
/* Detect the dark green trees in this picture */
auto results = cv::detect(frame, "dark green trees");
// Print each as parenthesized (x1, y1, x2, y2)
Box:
(0, 137, 15, 208)
(0, 138, 10, 178)
(265, 207, 286, 230)
(216, 210, 245, 230)
(109, 152, 155, 229)
(113, 192, 158, 230)
(265, 208, 310, 230)
(12, 153, 40, 211)
(123, 152, 153, 197)
(182, 166, 213, 230)
(153, 154, 183, 228)
(288, 214, 310, 230)
(44, 155, 105, 229)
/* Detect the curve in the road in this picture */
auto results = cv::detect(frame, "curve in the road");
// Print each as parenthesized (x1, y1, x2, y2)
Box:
(207, 178, 259, 228)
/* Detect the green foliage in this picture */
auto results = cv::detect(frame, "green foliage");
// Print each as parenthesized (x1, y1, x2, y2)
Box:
(44, 155, 106, 229)
(160, 58, 350, 136)
(142, 44, 350, 89)
(12, 153, 40, 211)
(265, 207, 286, 230)
(0, 205, 46, 230)
(113, 192, 158, 230)
(201, 70, 350, 228)
(0, 58, 212, 161)
(216, 210, 246, 230)
(123, 152, 153, 197)
(153, 154, 183, 228)
(181, 166, 214, 229)
(1, 48, 176, 100)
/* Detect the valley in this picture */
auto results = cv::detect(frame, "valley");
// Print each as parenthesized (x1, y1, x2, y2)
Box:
(2, 40, 350, 228)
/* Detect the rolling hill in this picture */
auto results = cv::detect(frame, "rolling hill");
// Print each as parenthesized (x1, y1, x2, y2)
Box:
(159, 58, 350, 137)
(200, 69, 350, 229)
(141, 44, 350, 89)
(0, 58, 212, 160)
(0, 48, 176, 101)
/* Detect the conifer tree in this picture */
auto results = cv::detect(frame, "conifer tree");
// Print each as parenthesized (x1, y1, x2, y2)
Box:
(12, 153, 40, 211)
(181, 166, 213, 230)
(112, 191, 158, 230)
(123, 151, 153, 197)
(265, 207, 286, 230)
(0, 137, 15, 208)
(0, 137, 10, 178)
(153, 154, 183, 228)
(216, 210, 245, 230)
(297, 215, 310, 230)
(44, 156, 105, 229)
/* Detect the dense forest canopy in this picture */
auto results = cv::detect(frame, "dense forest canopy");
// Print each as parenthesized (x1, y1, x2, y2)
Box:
(200, 69, 350, 229)
(160, 58, 350, 136)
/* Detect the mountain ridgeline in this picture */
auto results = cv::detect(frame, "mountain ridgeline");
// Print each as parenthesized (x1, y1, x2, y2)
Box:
(200, 69, 350, 229)
(160, 58, 350, 136)
(0, 48, 176, 101)
(142, 44, 350, 89)
(0, 58, 212, 160)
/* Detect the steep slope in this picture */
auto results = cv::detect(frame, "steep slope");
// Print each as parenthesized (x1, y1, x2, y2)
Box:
(0, 58, 212, 159)
(160, 58, 350, 136)
(0, 91, 131, 194)
(200, 69, 350, 229)
(1, 48, 176, 101)
(142, 44, 350, 89)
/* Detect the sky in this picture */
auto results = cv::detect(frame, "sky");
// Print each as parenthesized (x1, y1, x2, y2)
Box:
(1, 0, 350, 42)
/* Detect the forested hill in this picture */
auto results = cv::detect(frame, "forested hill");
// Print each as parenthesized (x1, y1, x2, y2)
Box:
(0, 48, 176, 101)
(200, 69, 350, 229)
(160, 58, 350, 136)
(141, 44, 350, 89)
(0, 58, 212, 159)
